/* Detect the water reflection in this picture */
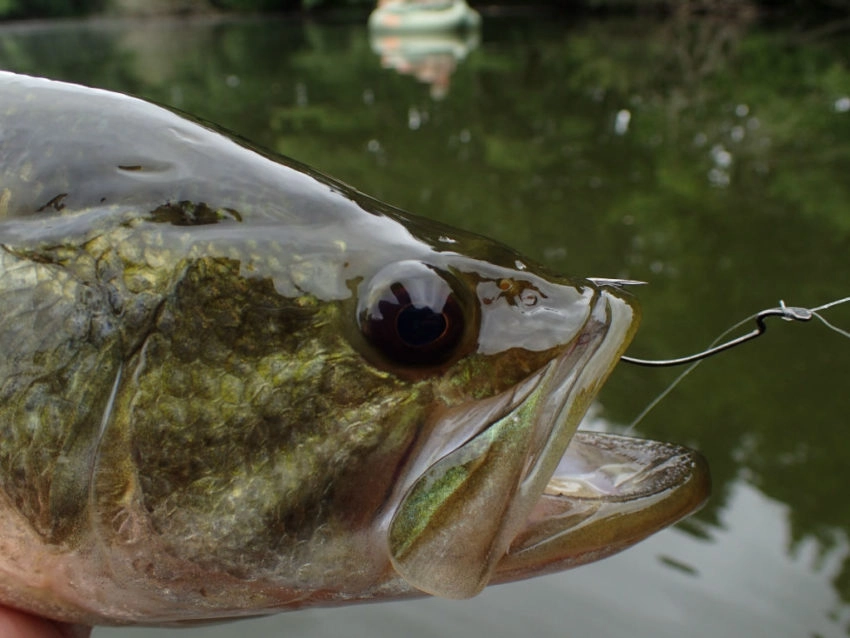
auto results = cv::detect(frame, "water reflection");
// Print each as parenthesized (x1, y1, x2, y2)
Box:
(535, 479, 850, 638)
(369, 29, 479, 100)
(0, 10, 849, 637)
(367, 0, 481, 101)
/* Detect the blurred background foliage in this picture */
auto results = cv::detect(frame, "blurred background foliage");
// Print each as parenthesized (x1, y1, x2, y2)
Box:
(2, 0, 850, 20)
(0, 0, 106, 19)
(1, 3, 849, 630)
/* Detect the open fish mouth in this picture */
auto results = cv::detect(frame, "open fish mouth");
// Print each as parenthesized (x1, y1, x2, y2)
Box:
(493, 431, 709, 583)
(387, 285, 710, 599)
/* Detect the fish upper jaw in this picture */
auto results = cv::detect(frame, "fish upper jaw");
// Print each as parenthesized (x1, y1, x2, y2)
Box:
(386, 287, 639, 599)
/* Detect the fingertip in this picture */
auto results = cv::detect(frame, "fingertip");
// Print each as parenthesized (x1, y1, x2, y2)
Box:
(0, 605, 92, 638)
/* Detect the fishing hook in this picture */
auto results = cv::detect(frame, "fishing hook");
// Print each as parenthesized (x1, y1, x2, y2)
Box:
(621, 304, 814, 367)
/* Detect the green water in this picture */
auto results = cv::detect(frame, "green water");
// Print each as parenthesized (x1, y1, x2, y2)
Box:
(1, 9, 849, 637)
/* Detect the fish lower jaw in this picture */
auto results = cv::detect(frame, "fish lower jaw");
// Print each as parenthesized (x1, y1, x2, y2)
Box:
(493, 432, 711, 583)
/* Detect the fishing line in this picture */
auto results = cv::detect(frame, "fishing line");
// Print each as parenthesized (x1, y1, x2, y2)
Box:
(810, 296, 850, 339)
(620, 296, 850, 433)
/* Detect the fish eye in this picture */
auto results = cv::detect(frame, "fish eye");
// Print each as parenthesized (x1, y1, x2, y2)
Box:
(358, 261, 466, 367)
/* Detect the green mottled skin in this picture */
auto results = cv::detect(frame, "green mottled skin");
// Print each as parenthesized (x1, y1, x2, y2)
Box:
(0, 176, 549, 580)
(0, 73, 708, 626)
(0, 226, 551, 561)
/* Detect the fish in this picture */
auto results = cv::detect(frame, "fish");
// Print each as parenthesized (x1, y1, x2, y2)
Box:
(0, 72, 710, 626)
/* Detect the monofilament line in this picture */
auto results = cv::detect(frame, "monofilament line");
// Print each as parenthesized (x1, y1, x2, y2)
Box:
(810, 297, 850, 339)
(623, 311, 759, 433)
(623, 296, 850, 432)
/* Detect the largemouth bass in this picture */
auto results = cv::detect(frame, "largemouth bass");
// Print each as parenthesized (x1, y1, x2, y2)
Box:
(0, 72, 709, 626)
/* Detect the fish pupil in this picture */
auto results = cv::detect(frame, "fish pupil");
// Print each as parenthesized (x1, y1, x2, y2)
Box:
(396, 305, 448, 347)
(358, 261, 470, 369)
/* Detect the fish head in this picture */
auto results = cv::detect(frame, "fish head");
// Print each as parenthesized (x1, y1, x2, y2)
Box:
(338, 233, 704, 601)
(81, 211, 707, 619)
(84, 211, 706, 616)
